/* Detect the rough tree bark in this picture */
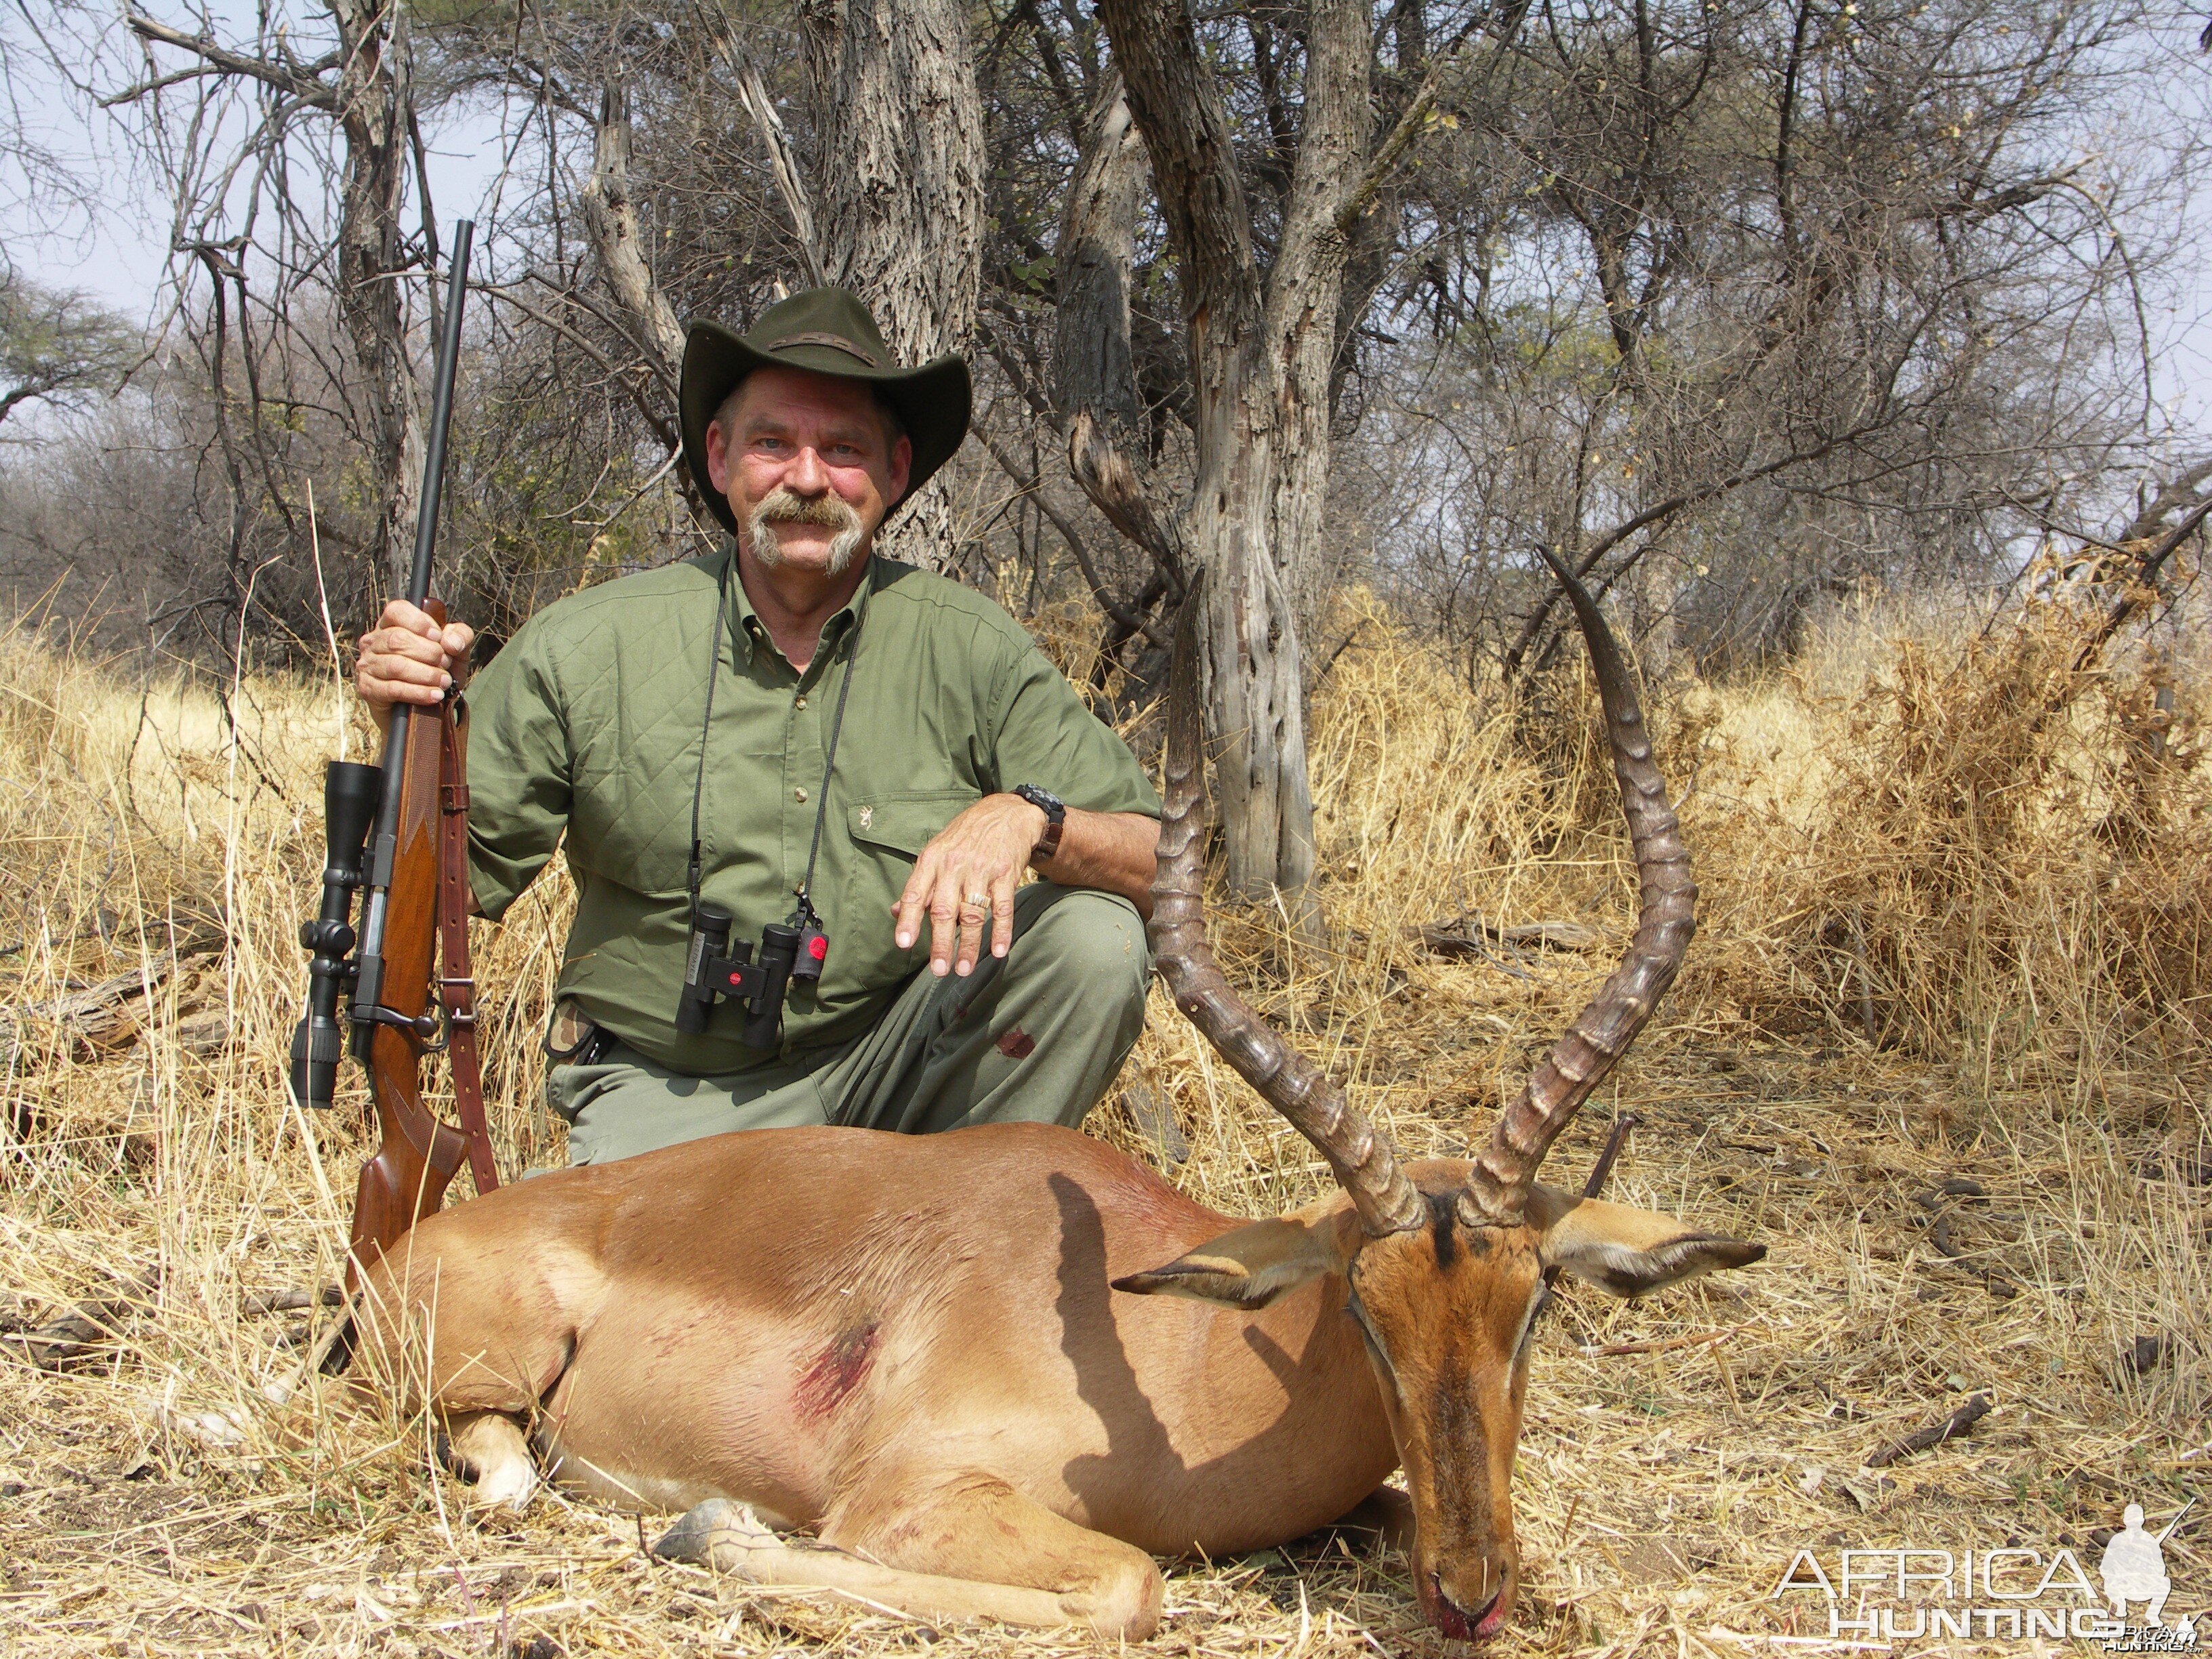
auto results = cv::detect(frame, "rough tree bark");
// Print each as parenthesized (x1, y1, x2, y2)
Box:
(575, 78, 701, 552)
(327, 0, 426, 596)
(1091, 0, 1375, 907)
(1052, 75, 1185, 678)
(800, 0, 985, 575)
(577, 81, 686, 388)
(1053, 73, 1149, 452)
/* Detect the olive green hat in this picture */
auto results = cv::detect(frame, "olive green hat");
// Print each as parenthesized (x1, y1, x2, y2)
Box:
(680, 287, 972, 536)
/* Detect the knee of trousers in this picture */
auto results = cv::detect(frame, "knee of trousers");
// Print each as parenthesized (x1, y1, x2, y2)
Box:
(1012, 888, 1153, 1017)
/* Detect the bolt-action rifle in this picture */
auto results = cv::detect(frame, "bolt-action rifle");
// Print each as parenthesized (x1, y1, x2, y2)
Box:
(289, 221, 498, 1288)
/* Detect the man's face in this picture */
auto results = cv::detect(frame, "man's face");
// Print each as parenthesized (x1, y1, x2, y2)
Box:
(703, 366, 912, 578)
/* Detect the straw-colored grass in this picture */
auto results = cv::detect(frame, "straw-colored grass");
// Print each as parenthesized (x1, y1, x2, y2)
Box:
(1, 587, 2205, 1658)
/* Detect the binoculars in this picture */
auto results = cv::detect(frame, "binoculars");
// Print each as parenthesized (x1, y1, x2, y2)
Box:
(675, 901, 828, 1048)
(289, 759, 384, 1109)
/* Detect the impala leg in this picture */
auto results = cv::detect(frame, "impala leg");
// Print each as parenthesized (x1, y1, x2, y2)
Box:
(657, 1475, 1164, 1640)
(1326, 1483, 1415, 1550)
(444, 1410, 537, 1511)
(831, 1471, 1164, 1639)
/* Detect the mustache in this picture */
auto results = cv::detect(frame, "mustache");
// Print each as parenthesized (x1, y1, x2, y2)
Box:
(747, 485, 869, 574)
(752, 488, 863, 531)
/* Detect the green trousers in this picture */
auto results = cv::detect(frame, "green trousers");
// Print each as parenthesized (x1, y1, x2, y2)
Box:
(547, 882, 1152, 1166)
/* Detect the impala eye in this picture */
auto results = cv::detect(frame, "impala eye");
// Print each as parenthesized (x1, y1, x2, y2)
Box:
(1513, 1283, 1553, 1361)
(1346, 1290, 1397, 1383)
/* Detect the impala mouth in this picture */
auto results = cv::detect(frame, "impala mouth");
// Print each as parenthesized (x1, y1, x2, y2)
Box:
(1426, 1573, 1507, 1641)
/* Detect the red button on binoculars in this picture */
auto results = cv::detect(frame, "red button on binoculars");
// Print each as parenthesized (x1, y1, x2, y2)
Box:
(808, 936, 828, 961)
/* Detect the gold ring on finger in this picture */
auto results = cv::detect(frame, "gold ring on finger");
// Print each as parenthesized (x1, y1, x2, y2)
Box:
(964, 891, 989, 908)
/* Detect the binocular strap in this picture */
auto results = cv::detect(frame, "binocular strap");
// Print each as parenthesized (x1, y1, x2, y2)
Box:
(436, 693, 500, 1197)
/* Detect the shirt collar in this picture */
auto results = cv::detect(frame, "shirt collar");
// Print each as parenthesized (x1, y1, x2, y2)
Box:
(722, 548, 878, 673)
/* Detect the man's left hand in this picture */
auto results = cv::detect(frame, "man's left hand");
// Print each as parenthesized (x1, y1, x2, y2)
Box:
(894, 794, 1050, 977)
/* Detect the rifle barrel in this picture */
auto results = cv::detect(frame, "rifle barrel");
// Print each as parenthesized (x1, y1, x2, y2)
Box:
(353, 221, 475, 1028)
(407, 218, 474, 608)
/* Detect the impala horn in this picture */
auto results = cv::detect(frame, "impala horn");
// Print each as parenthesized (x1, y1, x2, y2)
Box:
(1148, 573, 1426, 1238)
(1458, 548, 1696, 1230)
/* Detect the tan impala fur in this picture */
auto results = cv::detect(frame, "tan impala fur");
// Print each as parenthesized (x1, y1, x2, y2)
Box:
(350, 561, 1763, 1640)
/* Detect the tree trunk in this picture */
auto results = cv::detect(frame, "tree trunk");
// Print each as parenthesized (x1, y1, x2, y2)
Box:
(578, 79, 696, 556)
(578, 81, 685, 390)
(801, 0, 985, 576)
(1053, 74, 1149, 451)
(1094, 0, 1375, 907)
(1263, 0, 1369, 653)
(327, 0, 424, 598)
(1192, 352, 1319, 903)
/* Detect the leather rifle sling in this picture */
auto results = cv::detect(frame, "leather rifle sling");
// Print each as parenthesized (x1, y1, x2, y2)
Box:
(437, 691, 500, 1196)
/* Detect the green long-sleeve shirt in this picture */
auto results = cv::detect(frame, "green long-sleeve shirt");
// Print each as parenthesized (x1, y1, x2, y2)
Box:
(464, 550, 1161, 1075)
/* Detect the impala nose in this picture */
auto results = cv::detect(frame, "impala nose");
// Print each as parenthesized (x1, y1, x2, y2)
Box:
(1425, 1562, 1513, 1641)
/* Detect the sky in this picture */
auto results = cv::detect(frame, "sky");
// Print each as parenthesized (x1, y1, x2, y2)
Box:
(5, 3, 2212, 447)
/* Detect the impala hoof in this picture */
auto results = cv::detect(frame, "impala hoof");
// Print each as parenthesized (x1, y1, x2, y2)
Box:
(655, 1498, 776, 1567)
(467, 1456, 538, 1512)
(442, 1412, 539, 1513)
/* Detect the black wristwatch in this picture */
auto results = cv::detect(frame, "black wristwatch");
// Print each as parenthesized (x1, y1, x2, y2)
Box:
(1011, 783, 1065, 864)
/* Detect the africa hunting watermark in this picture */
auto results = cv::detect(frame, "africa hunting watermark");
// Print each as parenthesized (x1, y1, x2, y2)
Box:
(1769, 1499, 2197, 1650)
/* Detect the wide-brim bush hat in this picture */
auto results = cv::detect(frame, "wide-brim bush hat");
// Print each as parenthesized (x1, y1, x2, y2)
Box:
(680, 287, 972, 536)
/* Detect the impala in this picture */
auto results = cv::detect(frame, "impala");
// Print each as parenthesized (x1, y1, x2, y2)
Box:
(348, 559, 1762, 1640)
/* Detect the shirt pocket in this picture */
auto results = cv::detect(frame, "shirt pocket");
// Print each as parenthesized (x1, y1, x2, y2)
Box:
(836, 787, 980, 988)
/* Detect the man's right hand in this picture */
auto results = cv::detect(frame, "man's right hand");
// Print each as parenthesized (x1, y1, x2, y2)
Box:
(357, 600, 474, 732)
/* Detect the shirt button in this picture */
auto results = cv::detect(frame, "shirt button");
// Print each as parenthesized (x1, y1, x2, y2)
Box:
(796, 695, 808, 710)
(794, 787, 808, 803)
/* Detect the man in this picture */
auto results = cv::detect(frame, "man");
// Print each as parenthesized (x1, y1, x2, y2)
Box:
(355, 289, 1162, 1165)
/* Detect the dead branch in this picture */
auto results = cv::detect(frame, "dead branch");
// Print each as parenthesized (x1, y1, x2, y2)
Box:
(728, 49, 825, 287)
(978, 426, 1171, 650)
(1067, 409, 1186, 594)
(1866, 1393, 1992, 1467)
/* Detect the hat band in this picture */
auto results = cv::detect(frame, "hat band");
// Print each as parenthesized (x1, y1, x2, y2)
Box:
(764, 331, 883, 368)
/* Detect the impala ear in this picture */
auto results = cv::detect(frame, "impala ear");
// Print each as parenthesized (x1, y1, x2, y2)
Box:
(1530, 1187, 1766, 1299)
(1112, 1208, 1364, 1310)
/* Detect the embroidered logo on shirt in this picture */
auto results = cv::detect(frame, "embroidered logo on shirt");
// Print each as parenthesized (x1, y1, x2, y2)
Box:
(858, 805, 874, 831)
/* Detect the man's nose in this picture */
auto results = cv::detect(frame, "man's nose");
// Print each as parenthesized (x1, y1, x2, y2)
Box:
(784, 445, 830, 495)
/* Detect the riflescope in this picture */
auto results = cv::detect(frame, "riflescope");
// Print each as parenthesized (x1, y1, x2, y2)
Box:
(289, 759, 384, 1108)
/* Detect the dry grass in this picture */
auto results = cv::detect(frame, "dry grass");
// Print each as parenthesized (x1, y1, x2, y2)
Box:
(0, 588, 2205, 1658)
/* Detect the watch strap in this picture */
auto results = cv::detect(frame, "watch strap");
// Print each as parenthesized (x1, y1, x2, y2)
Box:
(1012, 784, 1065, 863)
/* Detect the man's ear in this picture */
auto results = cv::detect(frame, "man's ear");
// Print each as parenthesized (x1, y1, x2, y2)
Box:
(704, 416, 733, 497)
(1112, 1208, 1364, 1311)
(886, 432, 912, 505)
(1529, 1186, 1766, 1298)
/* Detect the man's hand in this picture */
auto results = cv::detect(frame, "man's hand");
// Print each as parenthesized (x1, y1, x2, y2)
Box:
(893, 794, 1050, 977)
(358, 600, 474, 732)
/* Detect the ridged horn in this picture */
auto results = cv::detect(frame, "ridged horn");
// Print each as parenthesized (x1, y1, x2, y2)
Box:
(1459, 548, 1697, 1229)
(1149, 573, 1425, 1238)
